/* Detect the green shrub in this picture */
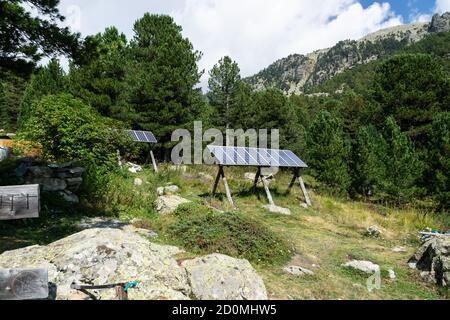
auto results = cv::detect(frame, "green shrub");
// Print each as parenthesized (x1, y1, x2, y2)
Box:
(168, 203, 291, 265)
(19, 94, 126, 167)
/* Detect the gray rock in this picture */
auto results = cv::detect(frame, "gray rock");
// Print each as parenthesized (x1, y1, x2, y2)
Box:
(134, 178, 143, 187)
(127, 162, 142, 174)
(155, 196, 191, 215)
(342, 260, 380, 274)
(30, 178, 67, 192)
(69, 167, 85, 177)
(181, 254, 267, 300)
(27, 166, 53, 178)
(366, 226, 383, 238)
(429, 12, 450, 33)
(0, 228, 191, 300)
(58, 191, 79, 204)
(164, 185, 179, 195)
(283, 266, 314, 277)
(157, 187, 165, 196)
(388, 269, 396, 280)
(157, 185, 180, 196)
(392, 247, 407, 253)
(264, 204, 291, 215)
(66, 177, 83, 191)
(0, 229, 266, 300)
(409, 237, 450, 288)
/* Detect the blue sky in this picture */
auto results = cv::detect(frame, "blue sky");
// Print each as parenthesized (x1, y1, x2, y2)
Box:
(360, 0, 436, 21)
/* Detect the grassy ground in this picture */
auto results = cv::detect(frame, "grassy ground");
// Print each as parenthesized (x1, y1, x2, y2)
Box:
(1, 163, 448, 300)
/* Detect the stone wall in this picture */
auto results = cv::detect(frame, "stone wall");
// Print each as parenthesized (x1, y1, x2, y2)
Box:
(15, 160, 85, 204)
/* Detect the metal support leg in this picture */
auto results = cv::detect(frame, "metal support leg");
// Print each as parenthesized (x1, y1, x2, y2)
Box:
(222, 169, 234, 207)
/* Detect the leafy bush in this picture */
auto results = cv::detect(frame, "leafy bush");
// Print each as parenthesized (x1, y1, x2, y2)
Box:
(168, 203, 291, 265)
(19, 94, 131, 168)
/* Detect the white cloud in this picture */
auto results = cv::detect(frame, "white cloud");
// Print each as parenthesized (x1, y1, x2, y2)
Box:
(58, 0, 403, 89)
(435, 0, 450, 13)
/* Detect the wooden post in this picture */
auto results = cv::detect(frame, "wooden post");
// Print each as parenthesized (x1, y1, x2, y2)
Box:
(150, 150, 158, 173)
(211, 166, 235, 207)
(212, 166, 222, 195)
(222, 170, 234, 207)
(287, 174, 297, 194)
(261, 175, 275, 206)
(252, 168, 261, 193)
(299, 176, 312, 207)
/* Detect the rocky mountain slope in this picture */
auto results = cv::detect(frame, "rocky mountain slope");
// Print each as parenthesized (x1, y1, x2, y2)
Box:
(245, 12, 450, 95)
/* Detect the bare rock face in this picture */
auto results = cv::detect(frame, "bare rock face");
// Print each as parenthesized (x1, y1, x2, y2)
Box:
(408, 237, 450, 288)
(181, 254, 268, 300)
(0, 229, 268, 300)
(429, 12, 450, 33)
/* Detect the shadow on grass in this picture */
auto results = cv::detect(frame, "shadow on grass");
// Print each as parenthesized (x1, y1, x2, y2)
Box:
(0, 191, 109, 254)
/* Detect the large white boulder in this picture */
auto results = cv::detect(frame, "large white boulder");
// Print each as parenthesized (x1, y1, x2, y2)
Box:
(0, 228, 190, 300)
(181, 254, 268, 300)
(0, 229, 268, 300)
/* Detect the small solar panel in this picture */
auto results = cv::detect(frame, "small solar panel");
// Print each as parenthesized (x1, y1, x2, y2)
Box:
(125, 130, 157, 144)
(207, 146, 308, 168)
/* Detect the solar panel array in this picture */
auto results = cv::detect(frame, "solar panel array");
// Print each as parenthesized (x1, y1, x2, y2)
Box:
(207, 146, 308, 168)
(125, 130, 157, 144)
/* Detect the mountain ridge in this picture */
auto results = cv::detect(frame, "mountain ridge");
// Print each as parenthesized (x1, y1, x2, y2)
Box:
(245, 12, 450, 95)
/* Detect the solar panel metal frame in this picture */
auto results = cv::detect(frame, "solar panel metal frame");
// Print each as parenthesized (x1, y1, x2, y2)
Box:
(125, 130, 157, 144)
(207, 146, 308, 168)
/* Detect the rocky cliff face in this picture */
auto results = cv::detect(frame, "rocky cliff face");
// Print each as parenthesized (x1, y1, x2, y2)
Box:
(429, 12, 450, 33)
(245, 13, 450, 94)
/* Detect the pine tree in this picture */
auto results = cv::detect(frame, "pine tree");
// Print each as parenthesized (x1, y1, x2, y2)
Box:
(68, 27, 128, 118)
(381, 117, 424, 205)
(307, 110, 351, 195)
(122, 14, 206, 148)
(0, 0, 79, 73)
(0, 71, 27, 131)
(429, 112, 450, 211)
(17, 59, 66, 130)
(352, 125, 387, 198)
(371, 54, 450, 149)
(208, 56, 241, 129)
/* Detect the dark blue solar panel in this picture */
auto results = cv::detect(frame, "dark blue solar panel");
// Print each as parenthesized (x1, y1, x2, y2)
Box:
(125, 130, 157, 144)
(207, 146, 308, 168)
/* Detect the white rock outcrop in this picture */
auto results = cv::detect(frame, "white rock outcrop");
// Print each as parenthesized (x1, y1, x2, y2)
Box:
(0, 229, 268, 300)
